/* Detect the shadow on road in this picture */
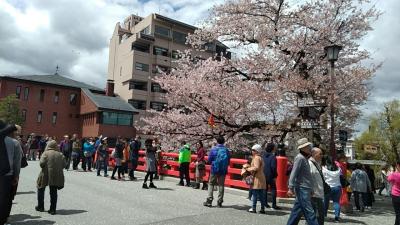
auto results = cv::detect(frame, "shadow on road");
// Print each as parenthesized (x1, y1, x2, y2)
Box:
(155, 187, 174, 191)
(224, 204, 290, 216)
(16, 191, 35, 195)
(8, 214, 55, 225)
(56, 209, 88, 215)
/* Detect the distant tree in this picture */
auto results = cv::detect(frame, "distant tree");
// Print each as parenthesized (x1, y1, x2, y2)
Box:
(355, 100, 400, 165)
(0, 95, 24, 125)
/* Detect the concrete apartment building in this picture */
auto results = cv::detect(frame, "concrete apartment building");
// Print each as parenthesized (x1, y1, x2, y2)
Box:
(108, 13, 230, 118)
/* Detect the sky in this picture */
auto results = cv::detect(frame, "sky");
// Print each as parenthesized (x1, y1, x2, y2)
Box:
(0, 0, 399, 135)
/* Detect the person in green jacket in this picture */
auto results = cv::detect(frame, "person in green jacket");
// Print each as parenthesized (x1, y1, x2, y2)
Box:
(178, 141, 191, 187)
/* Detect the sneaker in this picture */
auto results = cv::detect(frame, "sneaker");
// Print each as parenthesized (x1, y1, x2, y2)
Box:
(203, 200, 212, 207)
(265, 204, 271, 208)
(104, 174, 109, 177)
(35, 206, 44, 212)
(97, 174, 101, 176)
(110, 177, 116, 180)
(259, 209, 266, 214)
(272, 206, 282, 210)
(185, 184, 191, 187)
(48, 210, 56, 215)
(334, 217, 340, 223)
(129, 176, 137, 181)
(177, 182, 184, 186)
(248, 208, 256, 213)
(142, 183, 149, 189)
(149, 183, 157, 189)
(217, 202, 223, 208)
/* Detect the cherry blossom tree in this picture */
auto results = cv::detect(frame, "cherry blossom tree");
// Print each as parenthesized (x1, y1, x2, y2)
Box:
(141, 0, 380, 150)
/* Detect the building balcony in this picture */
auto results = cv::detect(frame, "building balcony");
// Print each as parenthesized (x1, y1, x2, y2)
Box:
(136, 32, 155, 43)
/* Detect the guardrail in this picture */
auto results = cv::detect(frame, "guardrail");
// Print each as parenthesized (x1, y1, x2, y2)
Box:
(102, 149, 288, 195)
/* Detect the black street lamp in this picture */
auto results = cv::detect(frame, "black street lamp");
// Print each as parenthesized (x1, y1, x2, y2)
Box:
(324, 44, 342, 160)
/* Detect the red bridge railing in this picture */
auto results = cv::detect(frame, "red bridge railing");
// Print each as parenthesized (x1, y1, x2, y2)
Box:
(104, 149, 288, 196)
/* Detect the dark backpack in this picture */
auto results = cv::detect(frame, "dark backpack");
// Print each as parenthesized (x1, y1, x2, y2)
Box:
(0, 136, 11, 176)
(211, 146, 229, 175)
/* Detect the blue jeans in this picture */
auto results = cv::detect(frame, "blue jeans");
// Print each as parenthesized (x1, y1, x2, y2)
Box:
(252, 189, 266, 210)
(324, 186, 341, 218)
(287, 187, 319, 225)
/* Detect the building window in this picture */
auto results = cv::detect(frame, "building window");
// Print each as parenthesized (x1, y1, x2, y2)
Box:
(151, 83, 167, 93)
(52, 112, 57, 124)
(132, 42, 150, 53)
(141, 26, 150, 35)
(101, 111, 132, 126)
(171, 50, 181, 59)
(70, 93, 77, 105)
(37, 111, 43, 123)
(54, 91, 59, 103)
(154, 25, 170, 37)
(128, 99, 146, 110)
(39, 89, 45, 102)
(21, 109, 27, 122)
(173, 31, 187, 44)
(153, 65, 170, 74)
(150, 101, 167, 111)
(16, 86, 21, 99)
(129, 80, 147, 91)
(135, 62, 149, 72)
(23, 87, 29, 100)
(153, 46, 169, 57)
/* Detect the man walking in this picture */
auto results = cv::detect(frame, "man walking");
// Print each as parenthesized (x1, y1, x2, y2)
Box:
(0, 122, 22, 225)
(129, 136, 141, 180)
(263, 143, 281, 210)
(286, 138, 319, 225)
(309, 147, 325, 225)
(60, 135, 72, 170)
(203, 136, 230, 208)
(178, 141, 191, 186)
(35, 140, 65, 215)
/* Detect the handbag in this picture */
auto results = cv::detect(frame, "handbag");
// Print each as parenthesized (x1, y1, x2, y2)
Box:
(197, 161, 206, 170)
(245, 174, 254, 186)
(21, 155, 28, 168)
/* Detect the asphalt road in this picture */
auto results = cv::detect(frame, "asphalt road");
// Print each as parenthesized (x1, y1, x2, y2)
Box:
(8, 161, 395, 225)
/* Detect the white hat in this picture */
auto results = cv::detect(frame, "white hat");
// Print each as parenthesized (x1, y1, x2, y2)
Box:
(102, 137, 108, 141)
(297, 138, 312, 150)
(251, 144, 262, 153)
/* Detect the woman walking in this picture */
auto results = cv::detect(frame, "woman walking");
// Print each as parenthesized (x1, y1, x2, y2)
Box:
(388, 161, 400, 225)
(96, 137, 108, 177)
(246, 144, 266, 214)
(322, 156, 342, 222)
(379, 165, 390, 196)
(111, 137, 124, 180)
(351, 163, 371, 212)
(193, 141, 207, 190)
(142, 139, 157, 189)
(71, 135, 81, 171)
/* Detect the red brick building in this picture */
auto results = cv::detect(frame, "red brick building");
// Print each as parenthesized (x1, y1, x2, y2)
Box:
(0, 74, 138, 140)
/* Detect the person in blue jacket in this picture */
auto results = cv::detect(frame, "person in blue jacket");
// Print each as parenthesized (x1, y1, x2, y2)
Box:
(83, 138, 95, 172)
(263, 143, 281, 210)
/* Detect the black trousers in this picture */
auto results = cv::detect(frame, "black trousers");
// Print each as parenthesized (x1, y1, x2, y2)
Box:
(111, 166, 122, 179)
(353, 191, 368, 210)
(38, 186, 58, 211)
(266, 179, 277, 207)
(129, 157, 138, 178)
(179, 162, 190, 185)
(393, 195, 400, 225)
(0, 176, 14, 224)
(72, 154, 80, 170)
(64, 153, 71, 170)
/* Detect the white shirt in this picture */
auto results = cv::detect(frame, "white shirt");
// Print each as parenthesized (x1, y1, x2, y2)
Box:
(309, 158, 324, 199)
(322, 167, 342, 188)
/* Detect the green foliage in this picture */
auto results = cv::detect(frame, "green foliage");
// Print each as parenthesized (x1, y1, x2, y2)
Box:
(356, 100, 400, 165)
(0, 95, 24, 125)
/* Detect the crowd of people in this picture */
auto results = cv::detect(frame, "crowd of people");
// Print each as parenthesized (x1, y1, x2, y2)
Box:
(2, 122, 400, 225)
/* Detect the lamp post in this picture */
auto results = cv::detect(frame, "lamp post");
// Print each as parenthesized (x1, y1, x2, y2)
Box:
(324, 44, 342, 160)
